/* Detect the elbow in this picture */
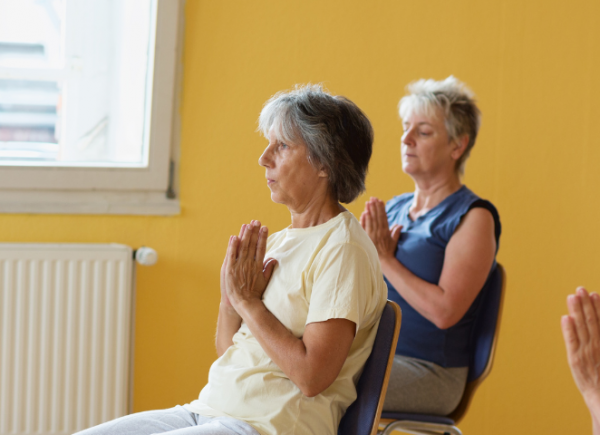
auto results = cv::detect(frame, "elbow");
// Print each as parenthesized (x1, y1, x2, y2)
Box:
(300, 387, 321, 398)
(431, 312, 460, 330)
(299, 383, 327, 398)
(296, 376, 333, 398)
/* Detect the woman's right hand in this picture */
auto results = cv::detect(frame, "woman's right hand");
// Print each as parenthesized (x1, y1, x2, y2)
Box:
(360, 197, 402, 261)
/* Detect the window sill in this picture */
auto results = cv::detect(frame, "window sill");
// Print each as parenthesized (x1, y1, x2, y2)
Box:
(0, 189, 180, 215)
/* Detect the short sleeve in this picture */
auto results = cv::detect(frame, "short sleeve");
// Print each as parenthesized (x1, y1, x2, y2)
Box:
(305, 243, 374, 332)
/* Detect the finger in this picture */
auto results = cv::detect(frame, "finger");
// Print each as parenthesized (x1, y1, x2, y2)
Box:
(247, 221, 261, 260)
(561, 314, 580, 357)
(226, 235, 239, 270)
(591, 293, 600, 325)
(222, 236, 230, 271)
(579, 288, 600, 341)
(364, 210, 372, 235)
(376, 201, 390, 239)
(263, 258, 278, 282)
(370, 199, 380, 232)
(360, 211, 367, 229)
(391, 224, 402, 244)
(238, 223, 253, 261)
(568, 293, 590, 343)
(375, 200, 389, 230)
(255, 225, 268, 263)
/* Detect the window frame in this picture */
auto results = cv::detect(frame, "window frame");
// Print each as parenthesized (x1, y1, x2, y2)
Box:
(0, 0, 182, 215)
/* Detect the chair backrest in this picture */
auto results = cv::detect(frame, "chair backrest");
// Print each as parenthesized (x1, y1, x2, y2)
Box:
(448, 263, 506, 423)
(338, 300, 402, 435)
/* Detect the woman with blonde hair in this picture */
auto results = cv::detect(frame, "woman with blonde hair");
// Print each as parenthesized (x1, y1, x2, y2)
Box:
(361, 76, 501, 415)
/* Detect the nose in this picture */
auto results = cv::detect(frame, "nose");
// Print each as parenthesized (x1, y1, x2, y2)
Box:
(258, 145, 272, 168)
(402, 128, 416, 147)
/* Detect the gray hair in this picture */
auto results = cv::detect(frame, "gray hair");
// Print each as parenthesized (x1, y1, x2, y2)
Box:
(399, 76, 481, 175)
(258, 84, 373, 203)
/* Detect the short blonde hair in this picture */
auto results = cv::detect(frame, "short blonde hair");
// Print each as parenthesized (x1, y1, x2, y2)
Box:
(399, 76, 481, 175)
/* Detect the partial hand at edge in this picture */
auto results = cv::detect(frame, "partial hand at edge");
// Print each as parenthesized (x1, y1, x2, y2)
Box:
(562, 287, 600, 432)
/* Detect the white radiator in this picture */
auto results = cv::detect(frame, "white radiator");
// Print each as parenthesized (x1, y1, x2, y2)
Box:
(0, 244, 136, 435)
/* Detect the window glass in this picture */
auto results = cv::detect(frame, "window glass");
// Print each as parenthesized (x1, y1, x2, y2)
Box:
(0, 0, 156, 167)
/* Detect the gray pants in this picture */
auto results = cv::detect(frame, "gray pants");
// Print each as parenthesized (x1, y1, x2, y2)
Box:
(383, 355, 468, 415)
(73, 406, 259, 435)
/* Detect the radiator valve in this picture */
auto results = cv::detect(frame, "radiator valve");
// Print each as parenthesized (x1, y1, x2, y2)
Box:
(135, 247, 158, 266)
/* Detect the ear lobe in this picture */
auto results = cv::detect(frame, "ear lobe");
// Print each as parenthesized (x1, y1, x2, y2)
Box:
(318, 168, 328, 178)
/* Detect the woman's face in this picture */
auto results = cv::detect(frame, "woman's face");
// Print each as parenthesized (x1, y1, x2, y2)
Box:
(401, 108, 459, 178)
(258, 128, 327, 209)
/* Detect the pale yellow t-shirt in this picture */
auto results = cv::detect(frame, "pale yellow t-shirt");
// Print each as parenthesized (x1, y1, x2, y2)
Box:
(185, 211, 388, 435)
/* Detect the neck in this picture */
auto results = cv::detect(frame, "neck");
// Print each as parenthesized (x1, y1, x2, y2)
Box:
(289, 193, 343, 229)
(411, 172, 462, 216)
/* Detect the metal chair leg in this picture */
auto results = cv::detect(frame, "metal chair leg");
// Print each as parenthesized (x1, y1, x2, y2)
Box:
(380, 420, 463, 435)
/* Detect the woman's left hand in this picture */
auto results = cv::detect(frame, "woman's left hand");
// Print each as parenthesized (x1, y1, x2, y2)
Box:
(224, 220, 278, 311)
(360, 197, 402, 261)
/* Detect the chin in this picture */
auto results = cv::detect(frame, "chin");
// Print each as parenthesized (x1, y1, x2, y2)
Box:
(402, 163, 415, 174)
(270, 192, 285, 205)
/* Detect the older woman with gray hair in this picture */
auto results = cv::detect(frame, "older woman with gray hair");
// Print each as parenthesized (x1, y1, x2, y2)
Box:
(75, 85, 387, 435)
(361, 76, 501, 415)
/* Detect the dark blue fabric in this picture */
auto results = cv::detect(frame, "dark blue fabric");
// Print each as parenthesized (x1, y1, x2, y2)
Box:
(385, 185, 501, 367)
(337, 303, 397, 435)
(468, 264, 503, 382)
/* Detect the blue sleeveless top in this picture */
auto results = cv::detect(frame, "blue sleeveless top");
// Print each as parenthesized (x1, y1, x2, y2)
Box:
(385, 185, 501, 367)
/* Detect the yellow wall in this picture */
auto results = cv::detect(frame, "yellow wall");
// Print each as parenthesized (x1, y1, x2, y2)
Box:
(2, 0, 598, 433)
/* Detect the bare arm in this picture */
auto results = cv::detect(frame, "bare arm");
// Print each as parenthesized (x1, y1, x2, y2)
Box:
(215, 303, 242, 357)
(361, 198, 496, 329)
(562, 288, 600, 435)
(224, 221, 355, 397)
(237, 301, 355, 397)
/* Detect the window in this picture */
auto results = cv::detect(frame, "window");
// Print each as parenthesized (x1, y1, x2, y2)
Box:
(0, 0, 181, 214)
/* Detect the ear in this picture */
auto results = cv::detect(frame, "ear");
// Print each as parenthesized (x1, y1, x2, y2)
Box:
(451, 135, 469, 161)
(317, 167, 328, 178)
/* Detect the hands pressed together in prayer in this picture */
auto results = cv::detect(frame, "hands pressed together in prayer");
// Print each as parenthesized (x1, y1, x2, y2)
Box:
(360, 197, 402, 261)
(562, 287, 600, 434)
(220, 220, 278, 315)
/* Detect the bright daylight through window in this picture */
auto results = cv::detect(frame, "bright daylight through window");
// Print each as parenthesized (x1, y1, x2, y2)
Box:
(0, 0, 180, 215)
(0, 0, 155, 166)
